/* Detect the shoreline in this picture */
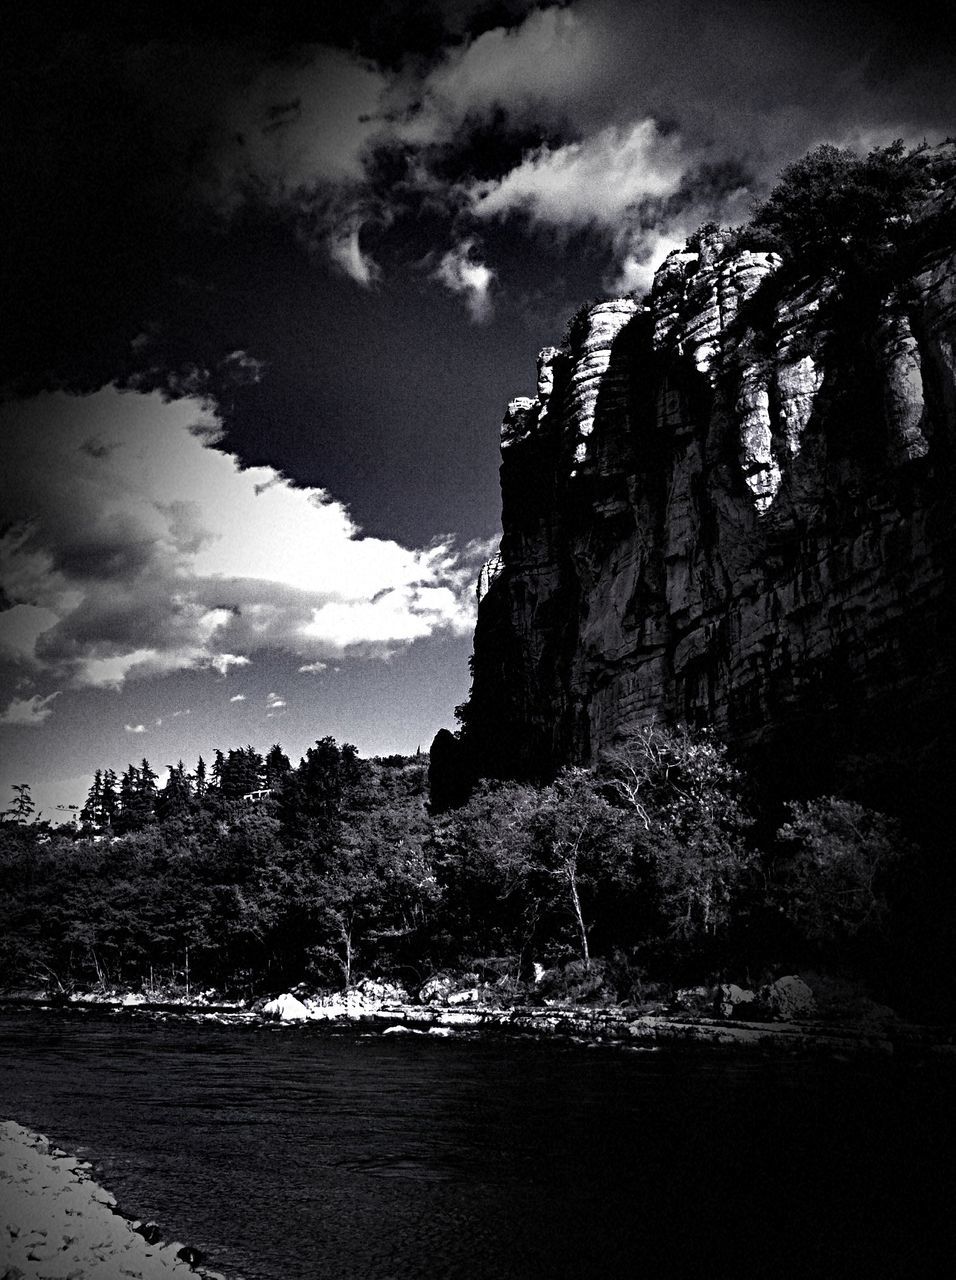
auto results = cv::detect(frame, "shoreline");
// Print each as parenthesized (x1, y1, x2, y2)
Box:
(3, 991, 955, 1062)
(0, 1120, 231, 1280)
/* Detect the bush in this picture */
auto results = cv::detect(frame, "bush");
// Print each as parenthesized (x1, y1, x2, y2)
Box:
(773, 797, 909, 947)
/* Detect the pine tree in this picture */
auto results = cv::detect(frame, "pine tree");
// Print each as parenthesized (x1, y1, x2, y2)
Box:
(101, 769, 119, 826)
(193, 756, 208, 799)
(157, 760, 192, 821)
(81, 770, 104, 826)
(211, 750, 226, 791)
(264, 743, 291, 790)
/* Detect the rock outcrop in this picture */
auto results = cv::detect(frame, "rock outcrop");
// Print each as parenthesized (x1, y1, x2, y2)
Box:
(462, 152, 956, 805)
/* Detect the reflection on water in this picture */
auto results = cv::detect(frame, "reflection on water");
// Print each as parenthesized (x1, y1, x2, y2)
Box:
(0, 1013, 954, 1278)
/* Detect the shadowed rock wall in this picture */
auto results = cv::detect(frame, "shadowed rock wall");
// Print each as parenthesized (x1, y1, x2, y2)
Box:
(463, 181, 956, 807)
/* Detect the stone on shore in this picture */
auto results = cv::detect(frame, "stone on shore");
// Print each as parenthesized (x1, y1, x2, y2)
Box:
(261, 993, 310, 1021)
(763, 975, 816, 1021)
(718, 984, 757, 1018)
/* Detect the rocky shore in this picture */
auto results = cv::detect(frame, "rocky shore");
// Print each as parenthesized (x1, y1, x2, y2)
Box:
(6, 972, 954, 1061)
(0, 1121, 229, 1280)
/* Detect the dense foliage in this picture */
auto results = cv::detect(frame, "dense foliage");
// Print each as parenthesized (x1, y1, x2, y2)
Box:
(0, 726, 933, 1009)
(681, 139, 955, 319)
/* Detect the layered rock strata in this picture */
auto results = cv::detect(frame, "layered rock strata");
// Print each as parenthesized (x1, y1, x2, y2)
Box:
(464, 180, 956, 799)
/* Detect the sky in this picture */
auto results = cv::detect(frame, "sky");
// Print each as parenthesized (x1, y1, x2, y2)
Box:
(1, 0, 953, 821)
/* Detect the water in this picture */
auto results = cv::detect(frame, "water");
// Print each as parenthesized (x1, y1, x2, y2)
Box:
(1, 1011, 954, 1278)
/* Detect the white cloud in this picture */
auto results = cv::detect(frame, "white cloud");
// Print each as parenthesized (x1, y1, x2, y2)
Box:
(124, 723, 147, 734)
(267, 693, 287, 709)
(0, 387, 484, 691)
(169, 0, 952, 306)
(403, 6, 597, 147)
(609, 228, 690, 296)
(229, 693, 247, 702)
(209, 653, 251, 676)
(0, 692, 60, 726)
(298, 661, 328, 674)
(433, 240, 495, 322)
(468, 121, 687, 230)
(327, 214, 380, 287)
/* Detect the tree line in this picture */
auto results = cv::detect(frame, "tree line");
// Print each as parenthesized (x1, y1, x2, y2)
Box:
(0, 725, 939, 1013)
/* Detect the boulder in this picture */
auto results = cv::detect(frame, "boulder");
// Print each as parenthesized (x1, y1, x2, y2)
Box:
(261, 993, 310, 1021)
(355, 977, 410, 1005)
(419, 974, 457, 1003)
(672, 985, 714, 1012)
(718, 984, 757, 1018)
(446, 988, 482, 1005)
(764, 975, 816, 1021)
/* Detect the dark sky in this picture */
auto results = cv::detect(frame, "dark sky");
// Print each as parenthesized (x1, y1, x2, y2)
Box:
(1, 0, 952, 817)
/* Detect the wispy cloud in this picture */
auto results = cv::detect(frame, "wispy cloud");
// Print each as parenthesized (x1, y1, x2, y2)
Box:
(0, 692, 60, 726)
(191, 1, 951, 298)
(267, 693, 287, 709)
(433, 239, 495, 322)
(298, 661, 328, 674)
(124, 722, 147, 734)
(229, 693, 247, 702)
(467, 121, 687, 230)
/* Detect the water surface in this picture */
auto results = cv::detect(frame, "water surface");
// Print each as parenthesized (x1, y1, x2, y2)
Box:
(1, 1012, 953, 1278)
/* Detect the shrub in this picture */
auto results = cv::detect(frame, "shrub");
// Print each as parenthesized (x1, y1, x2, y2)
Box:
(773, 797, 909, 946)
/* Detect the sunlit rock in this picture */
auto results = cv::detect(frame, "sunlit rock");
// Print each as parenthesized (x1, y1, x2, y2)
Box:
(261, 993, 309, 1021)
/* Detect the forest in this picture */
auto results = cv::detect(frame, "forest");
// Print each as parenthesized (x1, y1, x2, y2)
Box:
(1, 723, 946, 1018)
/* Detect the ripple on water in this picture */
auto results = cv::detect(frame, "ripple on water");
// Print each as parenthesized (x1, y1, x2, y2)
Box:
(0, 1014, 954, 1279)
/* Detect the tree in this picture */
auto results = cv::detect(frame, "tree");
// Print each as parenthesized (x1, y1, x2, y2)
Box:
(193, 756, 208, 800)
(601, 724, 755, 942)
(773, 797, 909, 946)
(264, 744, 291, 790)
(157, 761, 193, 822)
(749, 141, 934, 278)
(219, 746, 265, 800)
(139, 758, 158, 802)
(523, 771, 634, 970)
(3, 783, 36, 825)
(81, 770, 103, 827)
(101, 770, 119, 826)
(281, 737, 363, 837)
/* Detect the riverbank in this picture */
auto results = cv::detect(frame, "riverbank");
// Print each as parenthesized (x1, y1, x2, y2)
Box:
(3, 974, 955, 1061)
(0, 1120, 230, 1280)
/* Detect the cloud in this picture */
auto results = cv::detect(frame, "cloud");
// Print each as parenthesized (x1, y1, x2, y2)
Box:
(403, 6, 597, 146)
(467, 121, 687, 230)
(229, 693, 247, 702)
(267, 693, 287, 709)
(0, 692, 60, 726)
(433, 239, 495, 321)
(0, 387, 483, 690)
(208, 46, 389, 205)
(298, 661, 328, 674)
(210, 654, 251, 676)
(326, 212, 381, 287)
(124, 723, 147, 734)
(403, 0, 955, 290)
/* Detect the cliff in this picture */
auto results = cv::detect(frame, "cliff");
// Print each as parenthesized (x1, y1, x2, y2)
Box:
(460, 145, 956, 808)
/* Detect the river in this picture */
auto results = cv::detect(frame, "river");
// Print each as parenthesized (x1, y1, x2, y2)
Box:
(1, 1011, 953, 1278)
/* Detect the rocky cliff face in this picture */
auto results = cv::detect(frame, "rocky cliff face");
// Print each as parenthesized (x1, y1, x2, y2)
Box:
(463, 158, 956, 800)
